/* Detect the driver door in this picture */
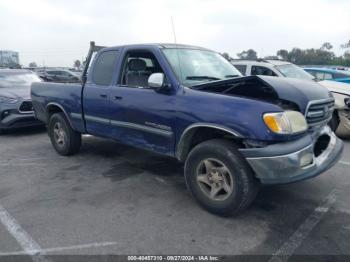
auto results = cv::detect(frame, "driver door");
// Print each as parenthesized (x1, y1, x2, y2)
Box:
(109, 48, 176, 155)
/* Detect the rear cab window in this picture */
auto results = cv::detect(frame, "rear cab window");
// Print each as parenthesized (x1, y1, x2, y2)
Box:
(92, 50, 119, 86)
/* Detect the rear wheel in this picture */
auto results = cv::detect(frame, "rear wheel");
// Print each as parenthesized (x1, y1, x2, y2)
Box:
(48, 112, 81, 155)
(184, 139, 259, 216)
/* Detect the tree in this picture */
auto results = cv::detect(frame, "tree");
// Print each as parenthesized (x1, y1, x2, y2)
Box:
(29, 62, 37, 68)
(277, 49, 289, 61)
(74, 60, 81, 69)
(341, 40, 350, 49)
(237, 49, 257, 60)
(288, 48, 303, 64)
(321, 42, 333, 50)
(221, 52, 231, 61)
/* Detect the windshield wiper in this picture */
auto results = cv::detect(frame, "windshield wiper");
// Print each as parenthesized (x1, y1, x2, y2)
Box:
(225, 74, 240, 78)
(186, 76, 221, 81)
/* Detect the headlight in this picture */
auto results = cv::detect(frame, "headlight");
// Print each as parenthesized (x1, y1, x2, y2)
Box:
(0, 96, 19, 104)
(263, 111, 307, 134)
(332, 92, 350, 108)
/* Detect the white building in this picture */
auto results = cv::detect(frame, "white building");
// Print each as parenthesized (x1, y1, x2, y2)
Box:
(0, 50, 19, 67)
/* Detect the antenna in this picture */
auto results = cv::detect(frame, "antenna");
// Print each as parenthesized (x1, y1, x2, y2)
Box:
(171, 16, 184, 86)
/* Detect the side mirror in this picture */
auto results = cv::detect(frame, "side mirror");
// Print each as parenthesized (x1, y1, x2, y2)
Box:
(148, 73, 165, 88)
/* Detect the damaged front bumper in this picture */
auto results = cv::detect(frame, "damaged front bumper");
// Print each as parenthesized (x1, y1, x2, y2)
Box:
(239, 125, 343, 184)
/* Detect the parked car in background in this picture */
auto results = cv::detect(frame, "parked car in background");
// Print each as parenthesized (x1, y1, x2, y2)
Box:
(231, 59, 315, 80)
(318, 80, 350, 135)
(31, 42, 343, 216)
(231, 59, 348, 134)
(68, 68, 83, 75)
(0, 69, 43, 133)
(37, 68, 81, 83)
(304, 68, 350, 84)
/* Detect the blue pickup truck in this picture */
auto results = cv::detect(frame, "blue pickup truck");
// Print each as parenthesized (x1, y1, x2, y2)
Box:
(31, 42, 343, 216)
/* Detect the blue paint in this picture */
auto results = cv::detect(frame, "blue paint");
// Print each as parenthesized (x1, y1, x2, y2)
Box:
(31, 44, 333, 158)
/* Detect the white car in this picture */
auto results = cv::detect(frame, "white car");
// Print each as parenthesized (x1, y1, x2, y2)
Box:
(318, 80, 350, 136)
(232, 59, 350, 136)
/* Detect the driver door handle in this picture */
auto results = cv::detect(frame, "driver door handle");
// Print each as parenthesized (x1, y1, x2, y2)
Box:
(113, 96, 123, 100)
(100, 94, 107, 98)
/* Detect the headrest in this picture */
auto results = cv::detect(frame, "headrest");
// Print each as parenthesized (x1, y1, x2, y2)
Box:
(128, 59, 146, 71)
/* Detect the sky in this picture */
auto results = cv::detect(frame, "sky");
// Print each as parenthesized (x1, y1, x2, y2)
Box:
(0, 0, 349, 67)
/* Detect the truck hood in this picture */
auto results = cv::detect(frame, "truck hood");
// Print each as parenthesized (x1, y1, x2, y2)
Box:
(0, 86, 31, 100)
(192, 75, 332, 113)
(319, 80, 350, 96)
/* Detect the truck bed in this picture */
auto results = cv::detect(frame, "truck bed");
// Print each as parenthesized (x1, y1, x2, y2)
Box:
(31, 82, 85, 133)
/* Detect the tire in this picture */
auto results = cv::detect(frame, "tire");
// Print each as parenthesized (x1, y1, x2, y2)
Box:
(184, 139, 259, 216)
(328, 110, 340, 132)
(48, 112, 81, 156)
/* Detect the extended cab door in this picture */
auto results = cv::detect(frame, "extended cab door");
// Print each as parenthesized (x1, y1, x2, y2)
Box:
(108, 47, 176, 155)
(83, 49, 119, 137)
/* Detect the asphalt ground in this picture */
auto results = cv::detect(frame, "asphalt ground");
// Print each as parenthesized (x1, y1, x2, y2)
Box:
(0, 127, 349, 261)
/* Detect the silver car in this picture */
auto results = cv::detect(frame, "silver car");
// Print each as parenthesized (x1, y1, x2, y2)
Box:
(0, 69, 43, 133)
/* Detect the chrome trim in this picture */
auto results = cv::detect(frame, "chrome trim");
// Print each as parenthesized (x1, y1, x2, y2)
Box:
(244, 125, 343, 184)
(246, 144, 313, 160)
(305, 98, 335, 127)
(111, 120, 173, 137)
(181, 123, 242, 139)
(70, 113, 83, 120)
(176, 123, 243, 160)
(83, 114, 173, 137)
(84, 115, 110, 124)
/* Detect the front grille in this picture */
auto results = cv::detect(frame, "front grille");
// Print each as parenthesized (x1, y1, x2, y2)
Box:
(305, 98, 334, 127)
(19, 100, 34, 112)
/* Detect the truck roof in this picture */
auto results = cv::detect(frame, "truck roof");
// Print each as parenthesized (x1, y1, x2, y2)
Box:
(101, 43, 213, 52)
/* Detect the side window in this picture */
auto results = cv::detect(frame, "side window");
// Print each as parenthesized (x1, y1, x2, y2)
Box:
(315, 72, 325, 80)
(120, 50, 164, 88)
(324, 73, 332, 79)
(61, 71, 70, 77)
(332, 73, 345, 79)
(233, 65, 247, 76)
(307, 71, 317, 77)
(92, 50, 119, 86)
(251, 66, 277, 76)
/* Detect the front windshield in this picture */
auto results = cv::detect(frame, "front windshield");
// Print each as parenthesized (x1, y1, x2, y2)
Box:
(275, 64, 315, 80)
(162, 48, 242, 86)
(0, 72, 41, 88)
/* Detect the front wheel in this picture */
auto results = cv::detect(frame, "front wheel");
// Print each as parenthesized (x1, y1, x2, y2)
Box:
(48, 112, 81, 156)
(184, 139, 259, 216)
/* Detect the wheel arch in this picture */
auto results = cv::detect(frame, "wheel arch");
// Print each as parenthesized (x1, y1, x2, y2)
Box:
(176, 123, 244, 162)
(46, 103, 74, 130)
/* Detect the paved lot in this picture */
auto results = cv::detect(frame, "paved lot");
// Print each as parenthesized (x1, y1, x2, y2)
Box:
(0, 127, 349, 260)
